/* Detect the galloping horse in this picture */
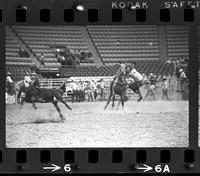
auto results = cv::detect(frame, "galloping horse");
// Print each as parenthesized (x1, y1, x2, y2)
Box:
(104, 73, 127, 110)
(20, 81, 72, 122)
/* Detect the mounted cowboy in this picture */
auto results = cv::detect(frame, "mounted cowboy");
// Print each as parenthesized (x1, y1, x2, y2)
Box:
(104, 63, 128, 110)
(24, 72, 32, 88)
(31, 71, 40, 89)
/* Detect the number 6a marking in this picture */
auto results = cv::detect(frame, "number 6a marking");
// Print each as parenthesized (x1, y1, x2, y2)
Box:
(64, 164, 71, 172)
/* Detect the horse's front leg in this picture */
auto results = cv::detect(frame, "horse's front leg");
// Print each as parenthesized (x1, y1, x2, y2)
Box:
(112, 93, 115, 107)
(116, 99, 121, 110)
(121, 100, 124, 109)
(58, 96, 72, 110)
(31, 96, 37, 109)
(104, 92, 112, 110)
(121, 93, 125, 109)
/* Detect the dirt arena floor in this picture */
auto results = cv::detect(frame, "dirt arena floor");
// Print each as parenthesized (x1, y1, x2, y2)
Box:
(6, 100, 189, 148)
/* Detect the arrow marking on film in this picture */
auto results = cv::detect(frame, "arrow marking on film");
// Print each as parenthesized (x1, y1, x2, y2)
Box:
(136, 164, 153, 172)
(43, 164, 61, 172)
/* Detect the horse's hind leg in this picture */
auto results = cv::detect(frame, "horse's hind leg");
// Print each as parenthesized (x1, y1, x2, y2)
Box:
(57, 96, 72, 110)
(52, 101, 64, 122)
(31, 96, 37, 109)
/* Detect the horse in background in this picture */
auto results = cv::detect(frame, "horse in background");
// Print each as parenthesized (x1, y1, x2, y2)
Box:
(14, 80, 26, 103)
(104, 73, 127, 110)
(6, 79, 15, 95)
(5, 79, 16, 104)
(20, 81, 72, 122)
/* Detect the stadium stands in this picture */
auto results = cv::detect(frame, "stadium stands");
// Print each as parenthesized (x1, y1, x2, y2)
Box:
(12, 26, 91, 68)
(166, 26, 189, 58)
(6, 28, 33, 66)
(6, 25, 189, 80)
(6, 27, 33, 80)
(87, 25, 160, 63)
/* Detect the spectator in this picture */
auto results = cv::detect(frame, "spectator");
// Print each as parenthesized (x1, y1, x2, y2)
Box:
(179, 69, 187, 91)
(86, 82, 94, 102)
(148, 73, 156, 86)
(161, 76, 169, 100)
(99, 79, 105, 101)
(79, 81, 85, 101)
(91, 80, 97, 101)
(18, 48, 29, 57)
(39, 53, 45, 65)
(56, 51, 61, 63)
(71, 81, 77, 103)
(169, 74, 176, 98)
(76, 81, 82, 102)
(60, 55, 66, 65)
(6, 72, 14, 84)
(6, 72, 15, 96)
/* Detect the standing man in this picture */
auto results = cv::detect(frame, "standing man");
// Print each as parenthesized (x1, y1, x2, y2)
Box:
(161, 76, 169, 100)
(91, 80, 97, 101)
(71, 81, 77, 103)
(179, 69, 187, 99)
(179, 69, 187, 90)
(6, 72, 14, 84)
(100, 79, 105, 101)
(39, 53, 45, 65)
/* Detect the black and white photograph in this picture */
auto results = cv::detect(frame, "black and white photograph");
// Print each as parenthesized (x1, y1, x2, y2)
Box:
(5, 25, 189, 148)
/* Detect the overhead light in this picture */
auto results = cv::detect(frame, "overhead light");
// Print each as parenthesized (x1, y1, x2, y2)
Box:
(75, 4, 85, 11)
(16, 5, 27, 10)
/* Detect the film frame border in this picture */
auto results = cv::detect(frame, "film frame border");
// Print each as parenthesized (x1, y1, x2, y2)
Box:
(0, 0, 199, 173)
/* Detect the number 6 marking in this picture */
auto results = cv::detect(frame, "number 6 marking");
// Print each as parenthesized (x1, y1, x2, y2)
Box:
(64, 164, 71, 172)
